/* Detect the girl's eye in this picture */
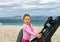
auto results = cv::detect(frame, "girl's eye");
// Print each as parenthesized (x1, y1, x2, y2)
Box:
(26, 19, 27, 20)
(26, 19, 29, 20)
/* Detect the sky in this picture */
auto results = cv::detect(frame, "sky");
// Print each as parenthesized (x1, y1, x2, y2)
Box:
(0, 0, 60, 17)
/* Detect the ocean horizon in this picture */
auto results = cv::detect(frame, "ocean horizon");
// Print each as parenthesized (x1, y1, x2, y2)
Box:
(0, 16, 49, 26)
(0, 16, 56, 26)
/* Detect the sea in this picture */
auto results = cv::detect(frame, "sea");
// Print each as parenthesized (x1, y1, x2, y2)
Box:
(0, 18, 47, 26)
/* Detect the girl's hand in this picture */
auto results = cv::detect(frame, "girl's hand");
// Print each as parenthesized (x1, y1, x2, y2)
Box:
(36, 34, 42, 39)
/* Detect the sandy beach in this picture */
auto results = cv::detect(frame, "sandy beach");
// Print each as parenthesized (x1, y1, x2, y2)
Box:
(0, 25, 60, 42)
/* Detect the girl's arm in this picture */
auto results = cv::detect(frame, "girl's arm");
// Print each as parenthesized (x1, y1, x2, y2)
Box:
(23, 27, 37, 37)
(32, 26, 42, 38)
(32, 27, 37, 35)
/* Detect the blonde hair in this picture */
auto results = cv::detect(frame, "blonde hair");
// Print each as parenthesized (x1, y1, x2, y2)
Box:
(22, 14, 31, 20)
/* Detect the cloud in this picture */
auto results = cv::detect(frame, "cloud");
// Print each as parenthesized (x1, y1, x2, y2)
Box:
(0, 0, 60, 17)
(0, 0, 60, 10)
(39, 0, 58, 3)
(0, 8, 3, 10)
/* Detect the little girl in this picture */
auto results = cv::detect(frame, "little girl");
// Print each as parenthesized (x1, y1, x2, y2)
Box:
(21, 14, 42, 42)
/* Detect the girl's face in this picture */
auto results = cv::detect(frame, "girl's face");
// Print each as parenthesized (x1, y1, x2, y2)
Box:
(24, 16, 30, 25)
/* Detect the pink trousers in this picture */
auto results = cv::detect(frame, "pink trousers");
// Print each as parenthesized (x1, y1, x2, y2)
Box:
(21, 39, 30, 42)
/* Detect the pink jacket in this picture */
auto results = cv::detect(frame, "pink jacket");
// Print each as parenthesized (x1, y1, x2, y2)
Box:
(22, 24, 37, 40)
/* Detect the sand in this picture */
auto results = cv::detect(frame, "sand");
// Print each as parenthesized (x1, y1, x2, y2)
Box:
(0, 25, 60, 42)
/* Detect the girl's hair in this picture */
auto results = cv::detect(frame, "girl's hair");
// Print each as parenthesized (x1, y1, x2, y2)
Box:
(22, 14, 31, 20)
